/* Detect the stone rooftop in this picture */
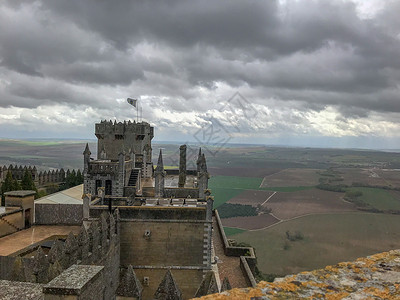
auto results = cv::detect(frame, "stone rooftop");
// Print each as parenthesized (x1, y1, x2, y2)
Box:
(43, 265, 103, 295)
(0, 225, 80, 256)
(35, 184, 83, 204)
(4, 190, 36, 197)
(195, 250, 400, 299)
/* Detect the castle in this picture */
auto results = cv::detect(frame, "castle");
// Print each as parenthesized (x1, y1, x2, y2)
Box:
(0, 165, 78, 187)
(0, 117, 257, 299)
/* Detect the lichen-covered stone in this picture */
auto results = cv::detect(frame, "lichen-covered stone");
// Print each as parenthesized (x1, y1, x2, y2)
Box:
(220, 277, 231, 292)
(195, 250, 400, 299)
(116, 265, 143, 299)
(154, 269, 183, 300)
(33, 246, 49, 283)
(11, 256, 25, 282)
(77, 224, 89, 261)
(195, 271, 219, 297)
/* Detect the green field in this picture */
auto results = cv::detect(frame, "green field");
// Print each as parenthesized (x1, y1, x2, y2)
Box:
(223, 227, 247, 236)
(209, 175, 263, 190)
(209, 176, 263, 208)
(233, 213, 400, 276)
(209, 175, 314, 207)
(346, 187, 400, 211)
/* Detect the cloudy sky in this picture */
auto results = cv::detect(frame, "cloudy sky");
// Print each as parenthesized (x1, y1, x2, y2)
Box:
(0, 0, 400, 149)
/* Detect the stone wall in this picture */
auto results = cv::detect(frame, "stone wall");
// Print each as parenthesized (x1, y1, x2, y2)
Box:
(35, 203, 82, 225)
(164, 187, 199, 199)
(0, 209, 23, 237)
(0, 211, 120, 300)
(214, 210, 257, 287)
(196, 250, 400, 299)
(120, 221, 206, 267)
(134, 268, 204, 300)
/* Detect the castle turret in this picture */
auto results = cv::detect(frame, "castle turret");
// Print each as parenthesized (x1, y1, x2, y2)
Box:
(198, 154, 209, 199)
(178, 145, 187, 188)
(154, 150, 166, 198)
(83, 143, 91, 173)
(196, 148, 202, 172)
(117, 151, 125, 196)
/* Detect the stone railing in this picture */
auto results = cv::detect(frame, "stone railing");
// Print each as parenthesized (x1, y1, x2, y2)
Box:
(214, 210, 257, 287)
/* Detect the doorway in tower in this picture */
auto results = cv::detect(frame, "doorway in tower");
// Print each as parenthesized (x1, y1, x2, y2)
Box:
(105, 180, 112, 195)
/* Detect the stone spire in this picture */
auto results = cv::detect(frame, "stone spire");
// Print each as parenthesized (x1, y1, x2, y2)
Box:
(156, 149, 164, 171)
(83, 143, 91, 174)
(154, 269, 183, 300)
(194, 271, 219, 297)
(155, 149, 166, 198)
(221, 277, 232, 292)
(116, 265, 143, 299)
(198, 154, 209, 199)
(83, 143, 91, 155)
(196, 148, 202, 172)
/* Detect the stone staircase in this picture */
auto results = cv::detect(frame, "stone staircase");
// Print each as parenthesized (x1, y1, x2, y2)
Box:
(128, 169, 139, 187)
(0, 216, 22, 231)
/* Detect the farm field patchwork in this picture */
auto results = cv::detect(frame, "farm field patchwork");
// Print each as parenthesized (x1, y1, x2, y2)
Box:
(335, 168, 388, 187)
(260, 168, 321, 188)
(221, 214, 280, 230)
(227, 190, 275, 207)
(223, 227, 247, 236)
(232, 213, 400, 276)
(346, 187, 400, 211)
(266, 188, 357, 220)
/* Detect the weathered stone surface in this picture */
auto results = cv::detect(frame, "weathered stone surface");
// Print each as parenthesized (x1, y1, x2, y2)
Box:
(195, 250, 400, 299)
(11, 256, 25, 282)
(154, 269, 183, 300)
(100, 212, 108, 250)
(64, 231, 78, 268)
(116, 265, 143, 299)
(90, 221, 101, 261)
(33, 247, 49, 283)
(43, 264, 104, 298)
(77, 224, 89, 261)
(0, 280, 43, 300)
(48, 260, 63, 281)
(48, 239, 64, 264)
(195, 271, 219, 297)
(220, 277, 231, 292)
(109, 213, 116, 238)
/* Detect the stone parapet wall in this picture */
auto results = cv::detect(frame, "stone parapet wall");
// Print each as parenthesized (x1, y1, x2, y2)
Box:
(214, 210, 257, 288)
(196, 250, 400, 299)
(0, 209, 23, 237)
(0, 211, 120, 296)
(35, 203, 82, 225)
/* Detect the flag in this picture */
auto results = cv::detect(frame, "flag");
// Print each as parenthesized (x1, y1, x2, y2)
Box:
(127, 98, 137, 108)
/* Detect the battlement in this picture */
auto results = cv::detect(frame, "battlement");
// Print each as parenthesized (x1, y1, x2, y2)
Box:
(95, 120, 154, 139)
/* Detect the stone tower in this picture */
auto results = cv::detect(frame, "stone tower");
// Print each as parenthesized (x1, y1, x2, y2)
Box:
(178, 145, 187, 188)
(154, 149, 166, 198)
(198, 153, 209, 199)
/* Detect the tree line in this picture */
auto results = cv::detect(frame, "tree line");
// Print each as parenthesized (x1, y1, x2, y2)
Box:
(1, 169, 83, 205)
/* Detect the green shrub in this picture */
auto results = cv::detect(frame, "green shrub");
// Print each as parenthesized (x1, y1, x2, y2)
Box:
(218, 203, 258, 219)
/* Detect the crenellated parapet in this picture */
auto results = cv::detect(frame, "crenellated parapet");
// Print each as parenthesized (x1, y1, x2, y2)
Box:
(0, 211, 119, 285)
(94, 120, 153, 161)
(0, 164, 77, 187)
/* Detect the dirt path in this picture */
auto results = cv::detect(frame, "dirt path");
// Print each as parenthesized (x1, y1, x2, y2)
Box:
(260, 191, 277, 206)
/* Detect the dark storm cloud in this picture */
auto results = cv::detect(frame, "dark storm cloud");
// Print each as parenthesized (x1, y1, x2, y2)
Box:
(0, 0, 400, 139)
